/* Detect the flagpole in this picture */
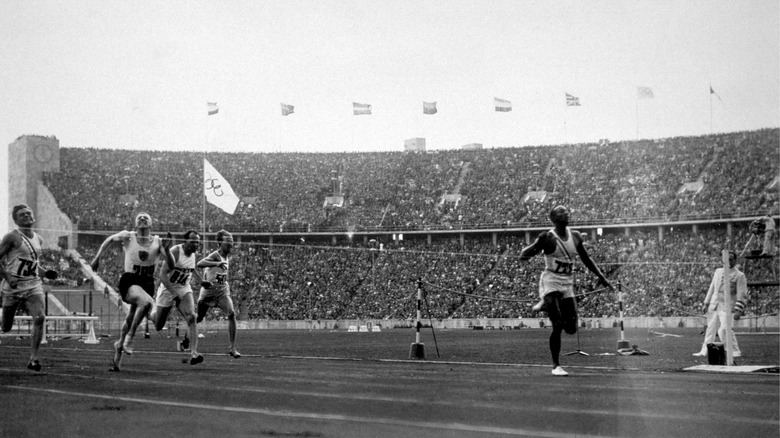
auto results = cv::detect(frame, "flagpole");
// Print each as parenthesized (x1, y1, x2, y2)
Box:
(203, 108, 210, 248)
(203, 160, 207, 249)
(130, 106, 137, 149)
(351, 108, 356, 151)
(709, 84, 713, 134)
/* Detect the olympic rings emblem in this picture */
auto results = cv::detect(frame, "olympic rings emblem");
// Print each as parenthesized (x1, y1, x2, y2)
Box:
(204, 173, 225, 197)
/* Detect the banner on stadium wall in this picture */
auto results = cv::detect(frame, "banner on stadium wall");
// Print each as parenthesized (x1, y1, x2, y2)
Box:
(323, 196, 344, 208)
(677, 181, 703, 195)
(522, 191, 547, 203)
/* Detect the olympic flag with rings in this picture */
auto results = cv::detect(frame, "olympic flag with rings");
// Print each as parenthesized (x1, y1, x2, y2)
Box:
(204, 158, 240, 215)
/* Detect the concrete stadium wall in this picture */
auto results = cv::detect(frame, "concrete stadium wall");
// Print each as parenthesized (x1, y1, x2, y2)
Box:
(37, 182, 75, 250)
(7, 135, 68, 248)
(7, 139, 28, 229)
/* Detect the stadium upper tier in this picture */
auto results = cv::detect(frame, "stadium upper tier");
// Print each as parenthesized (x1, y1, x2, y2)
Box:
(42, 128, 778, 232)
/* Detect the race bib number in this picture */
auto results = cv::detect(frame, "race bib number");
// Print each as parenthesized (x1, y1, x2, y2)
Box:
(214, 273, 227, 285)
(132, 265, 155, 277)
(169, 268, 192, 285)
(553, 260, 573, 275)
(16, 257, 38, 277)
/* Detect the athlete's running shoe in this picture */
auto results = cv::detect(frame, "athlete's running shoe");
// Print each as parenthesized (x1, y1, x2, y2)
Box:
(189, 354, 204, 365)
(532, 299, 548, 313)
(122, 337, 134, 355)
(110, 341, 123, 372)
(27, 359, 41, 372)
(229, 348, 241, 359)
(551, 366, 569, 376)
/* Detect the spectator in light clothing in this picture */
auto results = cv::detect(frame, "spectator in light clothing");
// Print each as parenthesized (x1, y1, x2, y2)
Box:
(759, 214, 775, 256)
(693, 251, 747, 358)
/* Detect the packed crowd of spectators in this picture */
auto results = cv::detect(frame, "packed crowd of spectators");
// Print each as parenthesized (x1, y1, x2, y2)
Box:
(58, 223, 777, 322)
(42, 128, 778, 232)
(37, 127, 778, 322)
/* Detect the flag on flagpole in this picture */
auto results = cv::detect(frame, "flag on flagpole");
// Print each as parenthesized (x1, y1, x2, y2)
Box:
(353, 102, 372, 115)
(203, 159, 240, 215)
(207, 102, 219, 115)
(565, 93, 581, 106)
(494, 97, 512, 112)
(281, 103, 295, 116)
(423, 101, 437, 115)
(637, 86, 654, 99)
(710, 85, 722, 102)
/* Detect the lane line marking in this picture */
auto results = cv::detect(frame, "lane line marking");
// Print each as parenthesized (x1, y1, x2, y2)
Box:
(2, 370, 776, 425)
(3, 385, 616, 438)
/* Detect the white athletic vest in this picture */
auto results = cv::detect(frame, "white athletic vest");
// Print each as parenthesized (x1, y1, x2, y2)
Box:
(3, 230, 43, 288)
(165, 244, 196, 293)
(203, 251, 229, 291)
(123, 232, 162, 277)
(543, 228, 576, 276)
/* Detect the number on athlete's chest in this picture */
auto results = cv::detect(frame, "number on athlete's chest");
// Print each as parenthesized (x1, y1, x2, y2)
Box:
(132, 265, 155, 277)
(169, 268, 192, 285)
(553, 260, 573, 275)
(16, 257, 38, 277)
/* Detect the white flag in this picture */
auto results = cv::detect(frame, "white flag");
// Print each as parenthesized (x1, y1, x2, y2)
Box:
(203, 159, 239, 215)
(353, 102, 372, 115)
(637, 86, 654, 99)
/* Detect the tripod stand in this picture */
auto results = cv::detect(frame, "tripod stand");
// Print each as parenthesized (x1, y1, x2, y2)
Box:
(564, 328, 589, 356)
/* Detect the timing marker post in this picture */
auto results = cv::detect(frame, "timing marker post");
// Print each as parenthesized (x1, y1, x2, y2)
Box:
(616, 282, 648, 355)
(409, 278, 425, 360)
(617, 282, 630, 351)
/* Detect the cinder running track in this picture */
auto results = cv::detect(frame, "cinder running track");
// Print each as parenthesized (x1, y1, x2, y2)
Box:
(1, 328, 777, 437)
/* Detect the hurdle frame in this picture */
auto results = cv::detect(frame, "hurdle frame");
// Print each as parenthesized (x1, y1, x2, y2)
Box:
(0, 315, 100, 344)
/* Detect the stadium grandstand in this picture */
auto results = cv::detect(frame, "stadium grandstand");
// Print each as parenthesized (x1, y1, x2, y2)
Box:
(6, 128, 779, 330)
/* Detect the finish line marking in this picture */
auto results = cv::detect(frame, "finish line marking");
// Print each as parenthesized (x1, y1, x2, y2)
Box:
(0, 344, 642, 372)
